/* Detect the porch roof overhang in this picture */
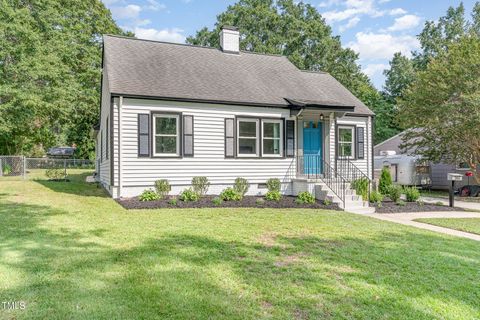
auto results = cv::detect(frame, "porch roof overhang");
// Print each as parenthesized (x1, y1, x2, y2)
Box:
(285, 98, 355, 117)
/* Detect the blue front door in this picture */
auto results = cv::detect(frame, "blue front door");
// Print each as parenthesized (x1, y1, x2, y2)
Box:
(303, 121, 323, 174)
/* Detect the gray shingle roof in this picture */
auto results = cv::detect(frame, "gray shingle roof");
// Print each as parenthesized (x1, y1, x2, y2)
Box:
(103, 35, 374, 116)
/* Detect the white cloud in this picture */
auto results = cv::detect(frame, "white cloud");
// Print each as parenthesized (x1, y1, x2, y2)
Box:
(321, 0, 384, 23)
(348, 32, 420, 60)
(378, 0, 391, 3)
(389, 8, 407, 16)
(145, 0, 166, 11)
(134, 27, 186, 43)
(110, 4, 141, 20)
(339, 17, 360, 32)
(363, 63, 389, 77)
(387, 14, 421, 31)
(318, 0, 341, 8)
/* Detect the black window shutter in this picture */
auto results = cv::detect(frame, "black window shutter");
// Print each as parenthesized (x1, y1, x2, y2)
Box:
(138, 114, 150, 157)
(225, 118, 235, 158)
(357, 127, 365, 159)
(183, 115, 194, 157)
(106, 118, 109, 160)
(286, 120, 295, 158)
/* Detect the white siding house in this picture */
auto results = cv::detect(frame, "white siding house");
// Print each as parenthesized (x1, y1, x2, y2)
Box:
(95, 27, 375, 211)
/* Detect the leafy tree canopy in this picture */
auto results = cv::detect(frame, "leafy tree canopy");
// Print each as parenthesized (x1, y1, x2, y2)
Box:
(398, 36, 480, 182)
(0, 0, 128, 158)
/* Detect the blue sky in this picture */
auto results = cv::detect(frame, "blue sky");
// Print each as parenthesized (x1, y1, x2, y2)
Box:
(102, 0, 477, 89)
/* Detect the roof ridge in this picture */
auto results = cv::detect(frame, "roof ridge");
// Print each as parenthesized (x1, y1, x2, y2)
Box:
(300, 69, 328, 74)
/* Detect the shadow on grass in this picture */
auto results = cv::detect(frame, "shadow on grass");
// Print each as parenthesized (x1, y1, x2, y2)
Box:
(34, 172, 108, 198)
(0, 201, 479, 319)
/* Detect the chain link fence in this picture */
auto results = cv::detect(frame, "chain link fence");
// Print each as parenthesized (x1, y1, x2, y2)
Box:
(0, 156, 94, 179)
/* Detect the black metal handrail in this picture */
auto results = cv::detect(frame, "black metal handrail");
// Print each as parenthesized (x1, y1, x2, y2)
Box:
(296, 155, 346, 208)
(337, 158, 371, 201)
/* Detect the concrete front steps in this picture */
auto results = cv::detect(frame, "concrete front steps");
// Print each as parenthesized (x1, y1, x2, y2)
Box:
(292, 179, 375, 214)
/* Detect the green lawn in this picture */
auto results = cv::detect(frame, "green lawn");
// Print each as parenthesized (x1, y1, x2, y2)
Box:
(0, 170, 479, 319)
(415, 218, 480, 235)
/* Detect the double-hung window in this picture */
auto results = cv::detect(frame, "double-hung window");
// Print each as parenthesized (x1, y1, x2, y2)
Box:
(262, 120, 283, 157)
(338, 126, 355, 158)
(153, 114, 180, 156)
(237, 118, 259, 156)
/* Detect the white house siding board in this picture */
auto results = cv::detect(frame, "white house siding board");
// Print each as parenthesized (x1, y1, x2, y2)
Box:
(119, 98, 295, 196)
(336, 116, 370, 177)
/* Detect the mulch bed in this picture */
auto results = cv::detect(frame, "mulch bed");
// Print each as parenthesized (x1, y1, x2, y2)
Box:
(373, 200, 464, 214)
(117, 195, 341, 210)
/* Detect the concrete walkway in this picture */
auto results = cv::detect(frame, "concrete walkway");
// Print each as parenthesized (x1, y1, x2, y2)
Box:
(421, 196, 480, 212)
(363, 211, 480, 242)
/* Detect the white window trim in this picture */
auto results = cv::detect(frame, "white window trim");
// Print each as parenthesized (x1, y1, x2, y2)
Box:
(153, 114, 180, 157)
(262, 119, 284, 157)
(338, 126, 355, 159)
(237, 118, 259, 157)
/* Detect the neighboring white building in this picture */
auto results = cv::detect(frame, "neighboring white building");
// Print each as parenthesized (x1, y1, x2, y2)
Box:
(95, 27, 375, 212)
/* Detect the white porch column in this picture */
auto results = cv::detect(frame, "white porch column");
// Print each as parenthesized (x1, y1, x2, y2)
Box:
(328, 112, 336, 165)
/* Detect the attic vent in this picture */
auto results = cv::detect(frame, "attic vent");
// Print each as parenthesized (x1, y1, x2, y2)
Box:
(220, 26, 240, 53)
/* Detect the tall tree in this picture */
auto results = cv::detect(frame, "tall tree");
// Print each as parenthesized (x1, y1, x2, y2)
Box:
(383, 53, 416, 103)
(398, 36, 480, 182)
(0, 0, 127, 158)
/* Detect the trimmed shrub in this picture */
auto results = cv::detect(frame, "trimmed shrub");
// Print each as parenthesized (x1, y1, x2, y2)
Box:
(387, 185, 402, 202)
(296, 191, 316, 204)
(396, 200, 406, 206)
(265, 190, 282, 201)
(154, 179, 171, 199)
(179, 188, 199, 202)
(435, 201, 444, 206)
(369, 190, 384, 204)
(404, 186, 420, 202)
(351, 178, 369, 201)
(256, 198, 265, 205)
(266, 178, 281, 192)
(45, 168, 65, 180)
(168, 198, 178, 206)
(323, 199, 332, 206)
(192, 176, 210, 197)
(139, 189, 160, 201)
(233, 178, 249, 199)
(212, 197, 223, 206)
(379, 167, 393, 195)
(220, 187, 241, 201)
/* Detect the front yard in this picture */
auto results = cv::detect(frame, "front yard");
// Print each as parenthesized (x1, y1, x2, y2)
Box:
(0, 171, 479, 319)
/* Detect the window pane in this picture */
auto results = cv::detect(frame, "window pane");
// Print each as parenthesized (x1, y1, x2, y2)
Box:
(155, 136, 177, 154)
(239, 121, 256, 137)
(339, 128, 352, 142)
(264, 139, 280, 155)
(239, 138, 256, 154)
(156, 117, 177, 135)
(264, 122, 280, 138)
(339, 143, 352, 157)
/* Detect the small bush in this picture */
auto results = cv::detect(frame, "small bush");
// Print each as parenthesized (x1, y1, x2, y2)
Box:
(435, 201, 444, 206)
(233, 178, 249, 199)
(396, 200, 406, 206)
(404, 186, 420, 202)
(379, 167, 393, 195)
(212, 197, 223, 206)
(45, 168, 66, 180)
(266, 178, 281, 192)
(387, 185, 402, 202)
(296, 191, 316, 204)
(139, 189, 160, 201)
(323, 199, 332, 206)
(369, 190, 384, 204)
(154, 179, 171, 199)
(168, 198, 177, 206)
(256, 198, 265, 206)
(418, 200, 425, 206)
(220, 187, 241, 201)
(351, 178, 369, 201)
(179, 188, 199, 202)
(265, 190, 282, 201)
(2, 164, 12, 175)
(192, 176, 210, 197)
